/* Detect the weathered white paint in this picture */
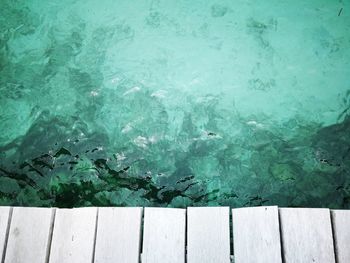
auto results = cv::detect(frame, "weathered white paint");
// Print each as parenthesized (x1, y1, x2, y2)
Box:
(232, 206, 282, 263)
(331, 210, 350, 263)
(279, 208, 336, 263)
(142, 208, 186, 263)
(5, 207, 53, 263)
(94, 207, 142, 263)
(0, 206, 346, 263)
(0, 207, 11, 261)
(48, 207, 97, 263)
(187, 207, 230, 263)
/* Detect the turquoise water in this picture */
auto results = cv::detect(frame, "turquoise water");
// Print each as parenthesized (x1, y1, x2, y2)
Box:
(1, 0, 350, 208)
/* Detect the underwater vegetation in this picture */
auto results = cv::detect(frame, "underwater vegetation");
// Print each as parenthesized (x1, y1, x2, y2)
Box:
(1, 98, 350, 208)
(1, 0, 350, 208)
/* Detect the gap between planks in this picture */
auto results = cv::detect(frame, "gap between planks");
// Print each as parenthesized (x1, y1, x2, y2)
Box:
(0, 206, 349, 263)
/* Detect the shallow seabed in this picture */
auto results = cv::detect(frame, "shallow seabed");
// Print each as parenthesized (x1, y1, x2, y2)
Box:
(1, 0, 350, 208)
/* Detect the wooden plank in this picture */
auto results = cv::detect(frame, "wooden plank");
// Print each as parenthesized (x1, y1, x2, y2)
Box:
(48, 207, 97, 263)
(142, 208, 186, 263)
(187, 207, 230, 263)
(94, 207, 142, 263)
(5, 207, 54, 263)
(279, 208, 336, 263)
(331, 210, 350, 263)
(0, 207, 11, 261)
(232, 206, 282, 263)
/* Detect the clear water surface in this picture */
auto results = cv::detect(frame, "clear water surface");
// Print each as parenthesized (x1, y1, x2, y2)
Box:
(1, 0, 350, 208)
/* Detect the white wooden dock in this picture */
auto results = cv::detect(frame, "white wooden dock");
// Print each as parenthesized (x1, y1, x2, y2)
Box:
(0, 206, 349, 263)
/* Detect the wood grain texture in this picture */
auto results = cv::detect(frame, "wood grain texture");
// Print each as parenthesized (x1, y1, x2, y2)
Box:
(0, 207, 11, 262)
(48, 207, 97, 263)
(94, 207, 142, 263)
(142, 208, 186, 263)
(187, 207, 230, 263)
(232, 206, 282, 263)
(5, 207, 53, 263)
(279, 208, 336, 263)
(331, 210, 350, 263)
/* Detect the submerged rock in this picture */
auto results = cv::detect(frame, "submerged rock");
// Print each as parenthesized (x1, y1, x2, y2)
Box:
(269, 163, 296, 181)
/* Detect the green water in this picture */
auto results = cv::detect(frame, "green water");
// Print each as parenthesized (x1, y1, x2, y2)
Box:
(1, 0, 350, 208)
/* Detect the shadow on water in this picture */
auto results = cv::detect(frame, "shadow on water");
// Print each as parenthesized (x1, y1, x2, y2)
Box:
(0, 112, 350, 208)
